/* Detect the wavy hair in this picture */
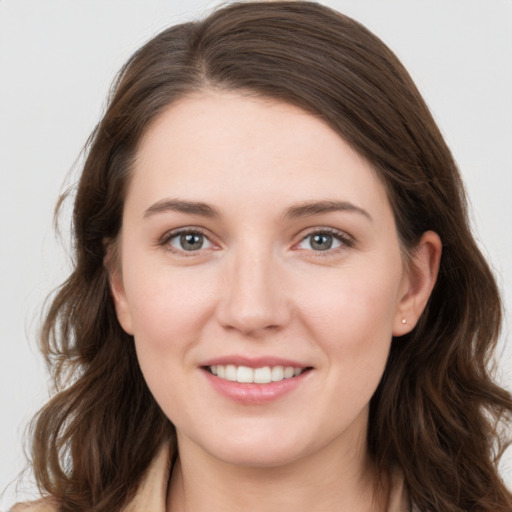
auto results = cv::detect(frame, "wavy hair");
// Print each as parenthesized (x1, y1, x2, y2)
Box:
(31, 2, 512, 511)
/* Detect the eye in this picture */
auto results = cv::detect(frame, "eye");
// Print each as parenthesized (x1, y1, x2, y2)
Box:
(167, 231, 213, 252)
(296, 230, 349, 252)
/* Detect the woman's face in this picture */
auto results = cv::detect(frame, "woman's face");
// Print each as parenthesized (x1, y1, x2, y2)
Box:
(111, 91, 423, 468)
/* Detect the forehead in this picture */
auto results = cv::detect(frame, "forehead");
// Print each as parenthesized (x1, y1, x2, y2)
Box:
(128, 91, 391, 221)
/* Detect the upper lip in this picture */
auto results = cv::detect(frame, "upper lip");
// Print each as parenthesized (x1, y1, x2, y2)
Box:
(200, 356, 309, 369)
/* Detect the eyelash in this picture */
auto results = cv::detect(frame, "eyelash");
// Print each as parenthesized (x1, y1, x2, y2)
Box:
(294, 227, 354, 256)
(158, 227, 354, 256)
(159, 227, 216, 256)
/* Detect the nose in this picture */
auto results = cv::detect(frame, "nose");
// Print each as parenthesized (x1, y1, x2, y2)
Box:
(215, 246, 291, 336)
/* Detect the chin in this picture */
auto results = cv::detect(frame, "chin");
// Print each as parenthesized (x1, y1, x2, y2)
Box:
(182, 426, 312, 469)
(214, 443, 306, 469)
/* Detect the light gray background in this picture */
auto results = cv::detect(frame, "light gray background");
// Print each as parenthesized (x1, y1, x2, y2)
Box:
(1, 0, 511, 507)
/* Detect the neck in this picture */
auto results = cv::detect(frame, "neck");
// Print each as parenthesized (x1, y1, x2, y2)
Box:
(166, 429, 388, 512)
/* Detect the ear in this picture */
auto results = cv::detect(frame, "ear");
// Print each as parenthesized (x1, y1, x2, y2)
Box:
(393, 231, 442, 336)
(104, 239, 134, 335)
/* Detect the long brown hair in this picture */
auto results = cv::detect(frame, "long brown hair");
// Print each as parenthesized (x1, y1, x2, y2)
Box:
(32, 2, 512, 510)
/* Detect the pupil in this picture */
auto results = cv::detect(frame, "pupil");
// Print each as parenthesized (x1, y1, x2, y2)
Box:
(181, 233, 203, 250)
(311, 234, 332, 250)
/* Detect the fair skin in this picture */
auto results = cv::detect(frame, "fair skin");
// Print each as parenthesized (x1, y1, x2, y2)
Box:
(109, 91, 441, 512)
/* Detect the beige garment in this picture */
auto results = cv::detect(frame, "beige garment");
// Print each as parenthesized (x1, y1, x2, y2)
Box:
(11, 443, 411, 511)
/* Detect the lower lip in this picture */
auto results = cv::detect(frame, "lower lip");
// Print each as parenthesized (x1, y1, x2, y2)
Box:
(202, 369, 310, 405)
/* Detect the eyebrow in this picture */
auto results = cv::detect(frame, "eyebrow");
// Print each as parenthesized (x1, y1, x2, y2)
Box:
(283, 200, 373, 222)
(143, 199, 220, 218)
(143, 198, 372, 222)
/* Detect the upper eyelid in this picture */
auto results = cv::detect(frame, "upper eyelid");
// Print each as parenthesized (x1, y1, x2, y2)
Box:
(160, 226, 212, 243)
(296, 226, 353, 242)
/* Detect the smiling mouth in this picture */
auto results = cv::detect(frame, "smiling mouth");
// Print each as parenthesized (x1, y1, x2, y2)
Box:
(205, 365, 310, 384)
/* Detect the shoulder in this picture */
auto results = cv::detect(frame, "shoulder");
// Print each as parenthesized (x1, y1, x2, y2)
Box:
(9, 498, 59, 512)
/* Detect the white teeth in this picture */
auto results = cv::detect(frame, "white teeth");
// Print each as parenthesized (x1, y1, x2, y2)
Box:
(209, 364, 304, 383)
(254, 366, 272, 384)
(225, 364, 237, 382)
(237, 366, 254, 383)
(271, 366, 284, 381)
(284, 366, 295, 379)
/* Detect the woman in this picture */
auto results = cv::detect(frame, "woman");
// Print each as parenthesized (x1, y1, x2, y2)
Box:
(11, 1, 512, 511)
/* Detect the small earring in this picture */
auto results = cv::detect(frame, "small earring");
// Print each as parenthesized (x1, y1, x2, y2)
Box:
(401, 318, 407, 324)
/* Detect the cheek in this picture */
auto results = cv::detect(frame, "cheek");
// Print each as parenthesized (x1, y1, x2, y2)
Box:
(121, 263, 215, 417)
(120, 250, 220, 358)
(297, 261, 402, 366)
